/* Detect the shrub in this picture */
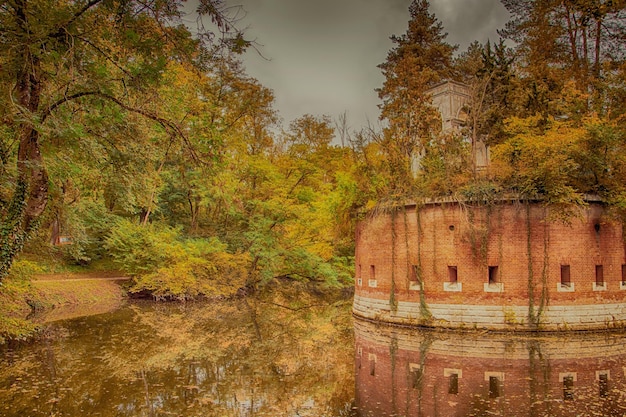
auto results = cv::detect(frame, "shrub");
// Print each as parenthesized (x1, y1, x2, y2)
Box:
(0, 260, 43, 343)
(105, 220, 248, 299)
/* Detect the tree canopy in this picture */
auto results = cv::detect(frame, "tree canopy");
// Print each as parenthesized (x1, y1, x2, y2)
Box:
(367, 0, 626, 217)
(1, 0, 625, 308)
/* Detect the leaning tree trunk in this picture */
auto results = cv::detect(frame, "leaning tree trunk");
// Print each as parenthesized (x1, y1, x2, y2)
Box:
(0, 47, 49, 283)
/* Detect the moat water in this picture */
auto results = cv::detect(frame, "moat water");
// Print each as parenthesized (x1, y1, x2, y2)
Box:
(2, 297, 626, 417)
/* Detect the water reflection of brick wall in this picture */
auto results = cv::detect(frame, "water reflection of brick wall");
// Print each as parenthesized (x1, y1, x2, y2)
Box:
(354, 320, 626, 417)
(354, 200, 626, 330)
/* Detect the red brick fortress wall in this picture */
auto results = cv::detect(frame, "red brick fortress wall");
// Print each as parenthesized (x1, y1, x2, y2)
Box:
(353, 200, 626, 330)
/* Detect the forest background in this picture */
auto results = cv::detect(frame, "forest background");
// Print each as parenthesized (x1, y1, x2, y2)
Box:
(0, 0, 625, 340)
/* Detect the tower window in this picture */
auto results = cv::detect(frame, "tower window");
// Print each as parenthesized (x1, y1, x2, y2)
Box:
(448, 266, 458, 283)
(561, 265, 571, 287)
(596, 265, 604, 286)
(488, 266, 499, 284)
(368, 265, 377, 287)
(368, 354, 376, 376)
(411, 264, 420, 283)
(409, 364, 422, 389)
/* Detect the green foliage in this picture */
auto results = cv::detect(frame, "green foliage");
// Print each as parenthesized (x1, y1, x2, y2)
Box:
(459, 180, 502, 205)
(0, 260, 43, 343)
(375, 0, 457, 196)
(105, 220, 178, 276)
(105, 219, 247, 299)
(0, 0, 248, 284)
(418, 131, 472, 197)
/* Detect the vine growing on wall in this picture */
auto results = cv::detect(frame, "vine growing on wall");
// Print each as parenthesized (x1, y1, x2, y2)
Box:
(458, 181, 500, 266)
(539, 208, 550, 323)
(0, 181, 32, 282)
(415, 205, 432, 322)
(459, 200, 493, 267)
(526, 203, 550, 329)
(526, 204, 536, 326)
(403, 205, 410, 291)
(496, 206, 504, 283)
(390, 208, 398, 312)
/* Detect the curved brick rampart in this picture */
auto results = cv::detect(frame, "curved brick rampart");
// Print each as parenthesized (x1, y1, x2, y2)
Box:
(353, 200, 626, 331)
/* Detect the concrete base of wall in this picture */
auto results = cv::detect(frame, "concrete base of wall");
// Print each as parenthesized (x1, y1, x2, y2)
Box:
(353, 294, 626, 331)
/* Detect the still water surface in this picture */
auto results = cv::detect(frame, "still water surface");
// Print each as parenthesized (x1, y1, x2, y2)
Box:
(2, 297, 626, 417)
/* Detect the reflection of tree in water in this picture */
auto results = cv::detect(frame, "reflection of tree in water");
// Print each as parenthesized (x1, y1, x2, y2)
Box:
(0, 285, 355, 416)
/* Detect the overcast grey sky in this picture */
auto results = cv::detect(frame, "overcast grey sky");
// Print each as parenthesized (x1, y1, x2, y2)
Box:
(221, 0, 510, 132)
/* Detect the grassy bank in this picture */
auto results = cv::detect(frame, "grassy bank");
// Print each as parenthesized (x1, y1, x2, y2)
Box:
(0, 262, 127, 343)
(30, 275, 127, 323)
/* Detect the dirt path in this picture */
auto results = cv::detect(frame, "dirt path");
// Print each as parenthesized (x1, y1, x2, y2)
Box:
(34, 271, 130, 281)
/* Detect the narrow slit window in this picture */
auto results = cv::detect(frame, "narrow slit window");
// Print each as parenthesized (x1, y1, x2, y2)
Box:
(448, 266, 458, 283)
(622, 264, 626, 284)
(369, 358, 375, 376)
(561, 265, 571, 287)
(489, 376, 500, 398)
(596, 265, 604, 285)
(563, 376, 574, 400)
(448, 373, 459, 395)
(599, 373, 609, 398)
(410, 367, 422, 389)
(411, 264, 420, 284)
(488, 266, 499, 284)
(370, 265, 375, 280)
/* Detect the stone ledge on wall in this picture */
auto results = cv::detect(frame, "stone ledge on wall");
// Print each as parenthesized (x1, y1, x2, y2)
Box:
(353, 294, 626, 331)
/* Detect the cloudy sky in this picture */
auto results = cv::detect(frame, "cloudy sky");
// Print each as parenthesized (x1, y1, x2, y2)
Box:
(219, 0, 510, 132)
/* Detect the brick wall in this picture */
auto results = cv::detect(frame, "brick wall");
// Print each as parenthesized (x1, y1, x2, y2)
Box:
(354, 200, 626, 330)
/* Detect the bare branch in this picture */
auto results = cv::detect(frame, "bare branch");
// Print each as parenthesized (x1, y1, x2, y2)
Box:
(50, 0, 104, 38)
(41, 90, 209, 164)
(75, 35, 133, 78)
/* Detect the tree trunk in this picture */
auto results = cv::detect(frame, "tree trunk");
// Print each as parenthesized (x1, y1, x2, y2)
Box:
(0, 18, 49, 282)
(594, 18, 602, 79)
(188, 193, 200, 233)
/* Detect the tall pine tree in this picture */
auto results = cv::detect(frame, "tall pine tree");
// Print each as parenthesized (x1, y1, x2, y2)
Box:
(376, 0, 456, 195)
